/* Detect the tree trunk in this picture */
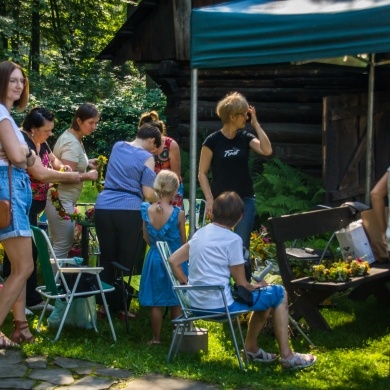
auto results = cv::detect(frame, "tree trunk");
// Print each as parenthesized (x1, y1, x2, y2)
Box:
(0, 0, 8, 55)
(10, 0, 20, 56)
(49, 0, 68, 64)
(30, 0, 40, 74)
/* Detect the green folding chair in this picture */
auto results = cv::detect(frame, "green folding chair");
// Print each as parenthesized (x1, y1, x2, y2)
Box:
(31, 225, 117, 342)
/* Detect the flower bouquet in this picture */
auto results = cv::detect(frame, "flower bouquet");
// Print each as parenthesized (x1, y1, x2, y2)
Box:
(250, 226, 276, 262)
(348, 257, 370, 276)
(310, 257, 370, 282)
(93, 155, 108, 193)
(250, 226, 281, 284)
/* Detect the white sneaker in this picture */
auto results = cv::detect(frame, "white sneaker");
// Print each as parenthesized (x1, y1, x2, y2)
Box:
(28, 302, 55, 312)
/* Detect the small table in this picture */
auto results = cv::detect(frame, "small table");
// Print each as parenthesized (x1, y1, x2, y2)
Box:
(77, 220, 96, 265)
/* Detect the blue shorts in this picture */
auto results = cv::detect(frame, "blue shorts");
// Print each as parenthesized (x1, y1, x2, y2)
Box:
(192, 284, 285, 315)
(0, 166, 32, 241)
(228, 284, 285, 312)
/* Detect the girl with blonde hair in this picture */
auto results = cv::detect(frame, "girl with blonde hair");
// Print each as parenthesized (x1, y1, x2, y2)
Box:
(139, 170, 187, 344)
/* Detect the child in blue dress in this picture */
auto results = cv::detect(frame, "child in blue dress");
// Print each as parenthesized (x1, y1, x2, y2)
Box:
(139, 170, 187, 344)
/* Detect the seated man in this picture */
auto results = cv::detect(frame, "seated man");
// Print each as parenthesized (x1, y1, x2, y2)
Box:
(169, 191, 316, 370)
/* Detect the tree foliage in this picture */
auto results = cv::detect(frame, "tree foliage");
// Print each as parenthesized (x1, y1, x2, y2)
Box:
(2, 1, 166, 158)
(0, 0, 126, 74)
(253, 158, 325, 222)
(11, 62, 166, 158)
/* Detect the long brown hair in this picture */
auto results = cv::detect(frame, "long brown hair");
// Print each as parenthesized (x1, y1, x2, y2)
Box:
(0, 61, 29, 110)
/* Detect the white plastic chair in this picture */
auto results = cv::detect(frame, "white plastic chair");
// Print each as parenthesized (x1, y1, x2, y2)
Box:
(157, 241, 250, 370)
(31, 225, 117, 342)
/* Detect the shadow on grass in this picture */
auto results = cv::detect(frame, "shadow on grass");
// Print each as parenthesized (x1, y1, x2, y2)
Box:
(308, 294, 390, 350)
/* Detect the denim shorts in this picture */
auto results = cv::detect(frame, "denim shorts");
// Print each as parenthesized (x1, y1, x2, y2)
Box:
(0, 165, 32, 241)
(192, 284, 285, 316)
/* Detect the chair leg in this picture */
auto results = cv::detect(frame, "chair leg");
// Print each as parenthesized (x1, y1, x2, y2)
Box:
(115, 270, 128, 332)
(172, 324, 186, 360)
(236, 317, 248, 369)
(36, 299, 50, 333)
(288, 314, 315, 348)
(86, 297, 98, 333)
(114, 267, 132, 334)
(227, 316, 245, 370)
(54, 298, 74, 342)
(167, 324, 181, 362)
(97, 278, 117, 342)
(170, 323, 189, 361)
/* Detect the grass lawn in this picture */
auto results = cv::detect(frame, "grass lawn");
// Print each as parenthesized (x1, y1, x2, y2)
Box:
(2, 287, 389, 389)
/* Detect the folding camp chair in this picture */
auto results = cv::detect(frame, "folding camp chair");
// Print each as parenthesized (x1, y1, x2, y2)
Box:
(183, 198, 207, 229)
(31, 225, 117, 342)
(156, 241, 250, 370)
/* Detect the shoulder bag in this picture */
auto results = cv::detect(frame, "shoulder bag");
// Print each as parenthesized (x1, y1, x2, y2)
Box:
(0, 165, 12, 229)
(232, 284, 261, 307)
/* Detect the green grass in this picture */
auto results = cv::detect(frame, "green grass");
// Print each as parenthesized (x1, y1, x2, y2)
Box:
(3, 291, 389, 390)
(5, 185, 386, 389)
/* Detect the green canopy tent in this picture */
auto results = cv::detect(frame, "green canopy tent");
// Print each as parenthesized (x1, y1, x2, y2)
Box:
(187, 0, 390, 235)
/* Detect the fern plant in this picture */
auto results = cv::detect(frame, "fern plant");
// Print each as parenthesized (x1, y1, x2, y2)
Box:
(253, 158, 325, 222)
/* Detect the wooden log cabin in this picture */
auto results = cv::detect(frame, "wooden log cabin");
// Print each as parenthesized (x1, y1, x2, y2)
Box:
(98, 0, 390, 205)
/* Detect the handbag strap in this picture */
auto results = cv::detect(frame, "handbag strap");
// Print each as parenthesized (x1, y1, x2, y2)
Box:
(8, 164, 12, 210)
(251, 288, 261, 307)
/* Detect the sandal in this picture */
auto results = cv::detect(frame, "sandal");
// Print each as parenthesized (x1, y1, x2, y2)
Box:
(147, 340, 162, 345)
(10, 320, 35, 344)
(97, 308, 107, 320)
(118, 311, 137, 322)
(0, 330, 19, 349)
(280, 352, 317, 370)
(245, 348, 277, 363)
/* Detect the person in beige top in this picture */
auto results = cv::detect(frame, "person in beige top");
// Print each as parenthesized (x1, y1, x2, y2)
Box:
(45, 103, 98, 258)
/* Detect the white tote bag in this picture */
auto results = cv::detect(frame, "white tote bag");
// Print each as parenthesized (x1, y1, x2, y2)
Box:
(336, 220, 375, 264)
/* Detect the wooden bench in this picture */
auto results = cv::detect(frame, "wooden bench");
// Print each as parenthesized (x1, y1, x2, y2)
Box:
(268, 205, 390, 331)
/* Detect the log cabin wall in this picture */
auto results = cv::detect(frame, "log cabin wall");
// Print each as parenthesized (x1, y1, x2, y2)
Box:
(147, 62, 369, 170)
(98, 0, 390, 206)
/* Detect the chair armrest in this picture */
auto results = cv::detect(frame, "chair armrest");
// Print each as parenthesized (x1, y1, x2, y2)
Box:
(112, 262, 131, 273)
(173, 284, 224, 291)
(57, 259, 78, 266)
(59, 267, 103, 274)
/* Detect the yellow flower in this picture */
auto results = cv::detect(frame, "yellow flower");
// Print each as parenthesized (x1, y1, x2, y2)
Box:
(94, 155, 108, 193)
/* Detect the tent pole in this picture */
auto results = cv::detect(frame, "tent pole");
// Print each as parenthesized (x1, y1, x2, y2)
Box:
(365, 54, 375, 205)
(189, 69, 198, 237)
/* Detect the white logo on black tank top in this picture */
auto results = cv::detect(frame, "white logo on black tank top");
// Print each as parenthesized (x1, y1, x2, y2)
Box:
(224, 147, 240, 157)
